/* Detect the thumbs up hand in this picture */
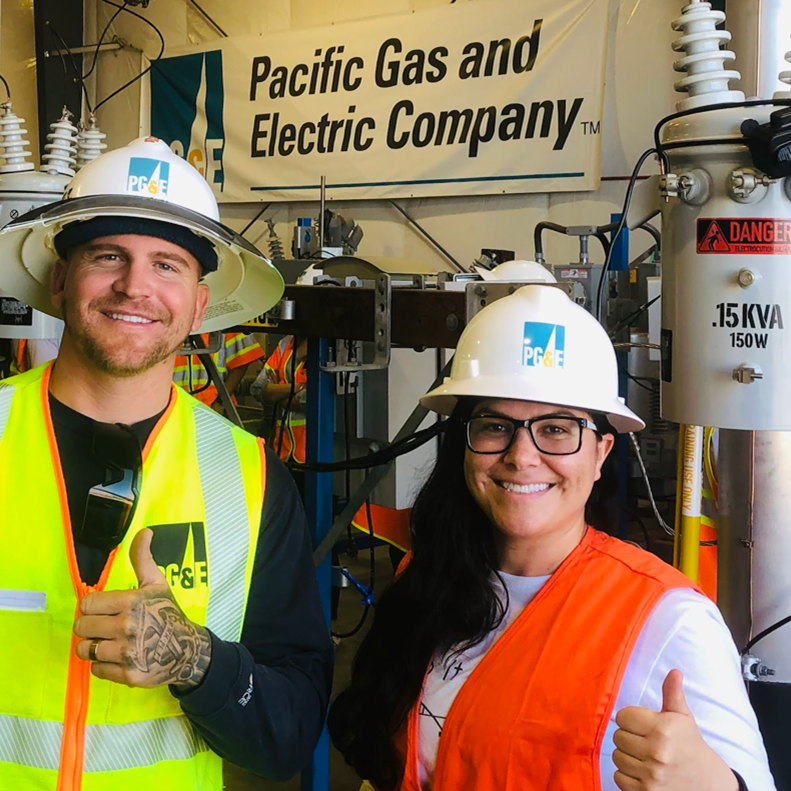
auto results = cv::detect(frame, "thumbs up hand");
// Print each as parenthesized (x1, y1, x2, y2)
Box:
(74, 529, 212, 690)
(613, 670, 739, 791)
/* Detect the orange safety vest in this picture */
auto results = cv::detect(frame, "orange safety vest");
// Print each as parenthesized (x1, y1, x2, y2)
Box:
(352, 504, 411, 553)
(267, 338, 307, 464)
(396, 528, 697, 791)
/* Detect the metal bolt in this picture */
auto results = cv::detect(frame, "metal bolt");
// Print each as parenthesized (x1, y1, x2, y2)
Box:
(733, 365, 763, 384)
(758, 664, 777, 677)
(445, 314, 459, 331)
(740, 538, 755, 549)
(737, 269, 757, 287)
(376, 341, 385, 352)
(474, 284, 488, 297)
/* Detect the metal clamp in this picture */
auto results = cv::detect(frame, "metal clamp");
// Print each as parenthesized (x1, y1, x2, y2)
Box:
(742, 653, 776, 681)
(321, 273, 392, 372)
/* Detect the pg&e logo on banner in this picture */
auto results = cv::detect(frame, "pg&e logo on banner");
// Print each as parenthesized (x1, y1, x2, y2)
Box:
(523, 322, 565, 368)
(150, 50, 225, 192)
(127, 157, 170, 196)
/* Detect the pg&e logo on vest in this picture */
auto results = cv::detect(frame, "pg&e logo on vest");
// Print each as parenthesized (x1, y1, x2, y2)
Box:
(522, 322, 565, 368)
(127, 157, 170, 196)
(148, 522, 208, 590)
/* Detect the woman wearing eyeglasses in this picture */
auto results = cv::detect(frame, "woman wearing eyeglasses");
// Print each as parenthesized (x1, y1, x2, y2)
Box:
(329, 285, 774, 791)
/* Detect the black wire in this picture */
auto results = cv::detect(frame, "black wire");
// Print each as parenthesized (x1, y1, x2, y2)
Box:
(743, 613, 791, 654)
(240, 203, 271, 238)
(639, 223, 661, 253)
(93, 0, 165, 113)
(533, 222, 567, 261)
(332, 495, 376, 640)
(620, 367, 654, 393)
(622, 505, 653, 553)
(292, 421, 445, 473)
(47, 23, 93, 114)
(609, 295, 661, 338)
(594, 148, 660, 324)
(83, 1, 128, 81)
(343, 366, 355, 550)
(594, 231, 611, 260)
(0, 74, 10, 100)
(653, 98, 791, 166)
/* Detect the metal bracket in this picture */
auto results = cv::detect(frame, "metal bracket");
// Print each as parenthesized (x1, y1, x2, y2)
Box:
(321, 273, 392, 372)
(180, 331, 223, 355)
(465, 281, 574, 322)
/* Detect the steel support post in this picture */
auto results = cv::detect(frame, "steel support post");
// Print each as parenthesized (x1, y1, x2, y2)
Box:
(301, 337, 334, 791)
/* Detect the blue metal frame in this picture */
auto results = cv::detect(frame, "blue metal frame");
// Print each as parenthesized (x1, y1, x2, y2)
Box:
(302, 337, 334, 791)
(610, 211, 630, 272)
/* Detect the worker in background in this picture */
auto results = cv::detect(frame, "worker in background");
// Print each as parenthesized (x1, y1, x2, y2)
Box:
(329, 285, 774, 791)
(11, 332, 63, 373)
(0, 137, 332, 789)
(252, 333, 308, 462)
(173, 331, 264, 412)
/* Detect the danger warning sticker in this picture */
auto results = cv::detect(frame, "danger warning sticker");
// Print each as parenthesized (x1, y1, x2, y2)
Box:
(697, 218, 791, 255)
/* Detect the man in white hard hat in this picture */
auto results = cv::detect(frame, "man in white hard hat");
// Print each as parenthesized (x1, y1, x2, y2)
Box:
(0, 137, 332, 789)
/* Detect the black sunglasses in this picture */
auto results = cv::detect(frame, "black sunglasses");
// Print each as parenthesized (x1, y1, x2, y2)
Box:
(77, 422, 142, 552)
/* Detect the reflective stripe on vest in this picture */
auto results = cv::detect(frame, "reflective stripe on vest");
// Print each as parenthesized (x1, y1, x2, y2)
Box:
(0, 384, 15, 437)
(194, 406, 251, 641)
(0, 714, 205, 773)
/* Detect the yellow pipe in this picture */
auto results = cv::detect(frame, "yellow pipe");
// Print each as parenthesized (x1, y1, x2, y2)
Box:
(679, 425, 704, 583)
(673, 424, 684, 568)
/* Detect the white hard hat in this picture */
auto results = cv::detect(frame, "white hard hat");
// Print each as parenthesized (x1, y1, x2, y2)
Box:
(477, 260, 557, 283)
(422, 285, 644, 433)
(0, 137, 284, 332)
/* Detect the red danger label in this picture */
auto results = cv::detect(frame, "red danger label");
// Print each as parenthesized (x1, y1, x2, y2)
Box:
(697, 218, 791, 254)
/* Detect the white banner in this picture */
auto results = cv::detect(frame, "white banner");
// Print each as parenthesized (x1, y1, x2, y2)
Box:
(149, 0, 609, 202)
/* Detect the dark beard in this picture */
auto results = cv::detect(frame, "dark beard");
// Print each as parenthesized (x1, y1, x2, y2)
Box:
(62, 298, 187, 377)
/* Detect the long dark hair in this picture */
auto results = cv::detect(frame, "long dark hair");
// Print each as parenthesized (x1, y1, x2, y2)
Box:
(328, 401, 618, 789)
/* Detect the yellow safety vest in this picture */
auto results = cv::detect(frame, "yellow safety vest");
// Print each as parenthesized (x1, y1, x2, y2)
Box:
(0, 363, 265, 791)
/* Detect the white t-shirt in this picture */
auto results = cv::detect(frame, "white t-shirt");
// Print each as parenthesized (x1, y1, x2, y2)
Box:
(417, 574, 776, 791)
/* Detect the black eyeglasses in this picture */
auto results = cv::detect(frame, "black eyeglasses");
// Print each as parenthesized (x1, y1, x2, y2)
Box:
(464, 414, 599, 456)
(77, 422, 142, 552)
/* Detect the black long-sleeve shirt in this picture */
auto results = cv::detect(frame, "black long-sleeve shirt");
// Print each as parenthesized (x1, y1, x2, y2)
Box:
(50, 395, 333, 781)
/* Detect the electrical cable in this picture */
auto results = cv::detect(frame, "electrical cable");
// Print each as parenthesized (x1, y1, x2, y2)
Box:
(83, 1, 129, 81)
(0, 74, 10, 101)
(609, 295, 661, 338)
(743, 614, 791, 655)
(595, 148, 661, 324)
(93, 0, 165, 113)
(332, 495, 376, 640)
(533, 221, 567, 262)
(186, 0, 228, 37)
(653, 98, 791, 168)
(622, 505, 653, 553)
(47, 24, 94, 114)
(639, 223, 661, 253)
(629, 432, 674, 537)
(292, 420, 445, 473)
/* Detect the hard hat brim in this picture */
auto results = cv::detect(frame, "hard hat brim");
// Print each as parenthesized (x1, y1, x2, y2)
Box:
(421, 375, 645, 434)
(0, 194, 284, 333)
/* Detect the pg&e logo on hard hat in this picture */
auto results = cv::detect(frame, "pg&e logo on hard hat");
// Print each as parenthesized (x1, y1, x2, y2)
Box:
(127, 157, 170, 196)
(523, 322, 565, 368)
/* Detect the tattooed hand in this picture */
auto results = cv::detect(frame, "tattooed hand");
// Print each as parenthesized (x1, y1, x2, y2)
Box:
(74, 529, 212, 691)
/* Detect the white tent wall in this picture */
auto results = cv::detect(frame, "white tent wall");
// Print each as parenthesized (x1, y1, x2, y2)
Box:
(79, 0, 681, 268)
(1, 0, 40, 169)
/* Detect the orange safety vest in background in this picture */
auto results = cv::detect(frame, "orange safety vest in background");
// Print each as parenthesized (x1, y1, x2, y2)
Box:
(267, 337, 308, 464)
(352, 504, 411, 553)
(174, 333, 264, 406)
(396, 529, 697, 791)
